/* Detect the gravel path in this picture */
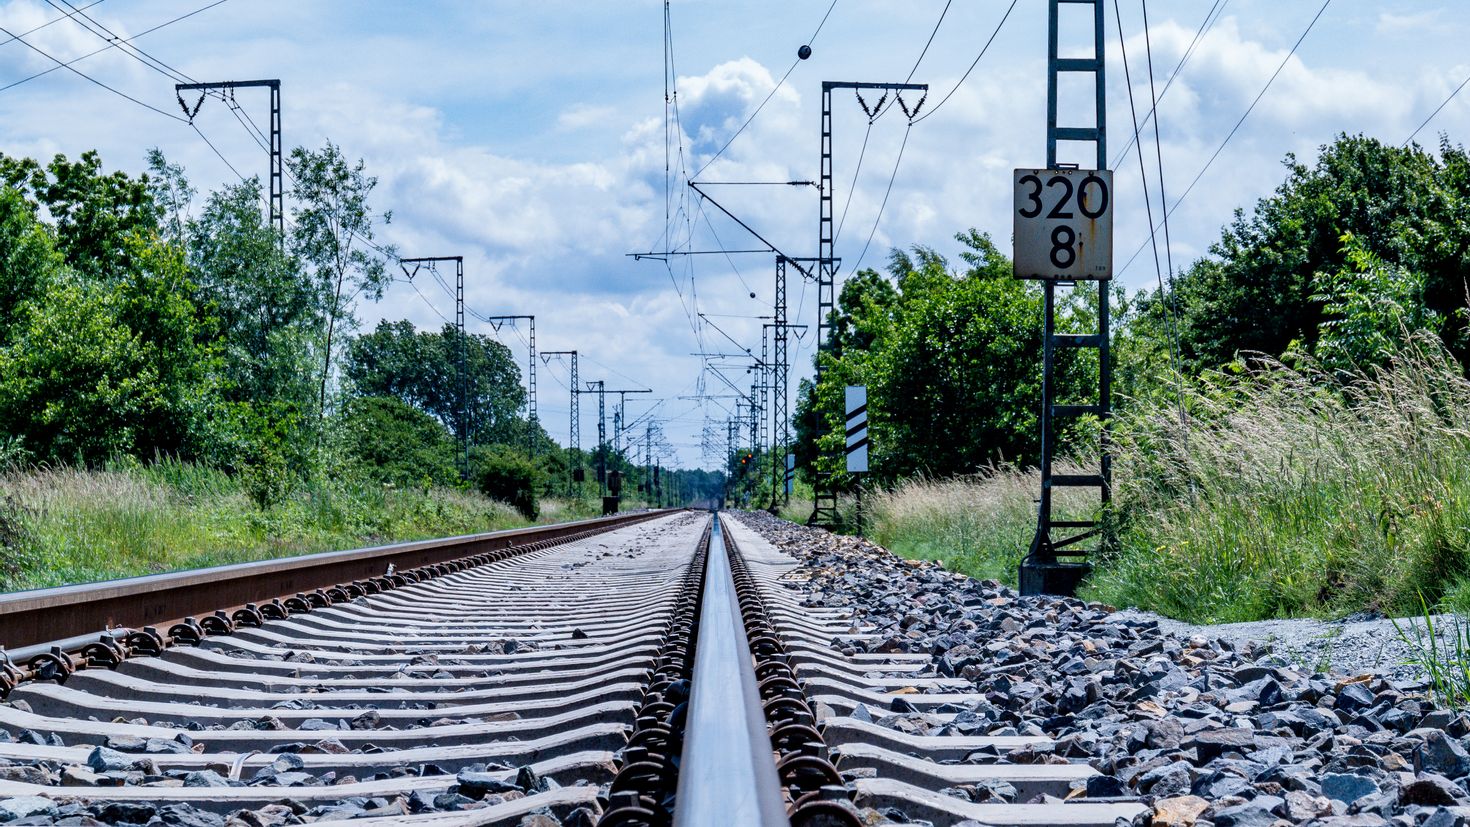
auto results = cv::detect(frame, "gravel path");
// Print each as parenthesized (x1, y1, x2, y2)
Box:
(1112, 610, 1464, 685)
(735, 510, 1470, 827)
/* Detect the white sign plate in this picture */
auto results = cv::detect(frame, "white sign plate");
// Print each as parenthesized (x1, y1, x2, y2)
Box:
(1013, 168, 1113, 280)
(845, 386, 868, 474)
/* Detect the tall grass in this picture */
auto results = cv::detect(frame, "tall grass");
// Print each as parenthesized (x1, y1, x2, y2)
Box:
(866, 336, 1470, 623)
(1089, 337, 1470, 622)
(0, 460, 539, 591)
(868, 470, 1038, 583)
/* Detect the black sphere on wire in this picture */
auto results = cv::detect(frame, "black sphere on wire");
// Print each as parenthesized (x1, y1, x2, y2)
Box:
(798, 45, 812, 60)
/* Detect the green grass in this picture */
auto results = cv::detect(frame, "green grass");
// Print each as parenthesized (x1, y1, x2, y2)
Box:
(867, 470, 1037, 583)
(0, 459, 596, 591)
(865, 336, 1470, 624)
(1394, 597, 1470, 708)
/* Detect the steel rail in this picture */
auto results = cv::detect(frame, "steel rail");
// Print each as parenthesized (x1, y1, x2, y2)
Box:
(673, 515, 790, 826)
(0, 510, 675, 653)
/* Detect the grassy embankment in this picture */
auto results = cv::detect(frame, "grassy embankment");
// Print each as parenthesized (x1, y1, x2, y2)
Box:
(869, 339, 1470, 624)
(0, 460, 605, 592)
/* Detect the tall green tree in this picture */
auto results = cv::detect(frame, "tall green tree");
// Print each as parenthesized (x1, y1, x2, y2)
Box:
(0, 150, 159, 278)
(0, 236, 220, 464)
(344, 320, 528, 448)
(146, 148, 194, 245)
(189, 177, 317, 410)
(1160, 134, 1470, 371)
(797, 231, 1097, 482)
(0, 186, 59, 331)
(287, 142, 395, 424)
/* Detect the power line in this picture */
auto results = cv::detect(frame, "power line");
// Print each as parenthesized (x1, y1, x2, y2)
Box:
(1115, 0, 1186, 431)
(847, 123, 912, 276)
(691, 0, 838, 178)
(1141, 0, 1176, 287)
(1119, 0, 1332, 279)
(47, 0, 192, 84)
(905, 0, 951, 84)
(0, 0, 227, 95)
(0, 0, 106, 48)
(1405, 70, 1470, 146)
(0, 23, 188, 121)
(1110, 0, 1227, 168)
(910, 0, 1018, 125)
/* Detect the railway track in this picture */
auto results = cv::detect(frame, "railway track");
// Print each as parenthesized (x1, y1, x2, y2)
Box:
(0, 510, 1149, 826)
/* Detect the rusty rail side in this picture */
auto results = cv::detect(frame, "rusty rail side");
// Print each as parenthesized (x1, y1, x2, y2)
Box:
(0, 510, 676, 651)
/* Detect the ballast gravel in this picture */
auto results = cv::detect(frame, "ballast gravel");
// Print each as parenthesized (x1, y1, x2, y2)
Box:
(733, 509, 1470, 827)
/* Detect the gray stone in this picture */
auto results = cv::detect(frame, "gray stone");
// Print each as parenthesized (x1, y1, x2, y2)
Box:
(456, 770, 519, 799)
(1211, 794, 1285, 827)
(182, 769, 231, 788)
(1417, 731, 1470, 778)
(1189, 728, 1255, 763)
(1321, 772, 1379, 804)
(0, 798, 58, 822)
(85, 746, 131, 773)
(1400, 773, 1465, 806)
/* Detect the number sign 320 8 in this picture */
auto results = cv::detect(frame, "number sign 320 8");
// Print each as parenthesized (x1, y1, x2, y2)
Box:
(1012, 168, 1113, 280)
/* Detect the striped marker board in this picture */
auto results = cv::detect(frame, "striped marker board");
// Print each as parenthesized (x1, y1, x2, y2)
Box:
(845, 386, 868, 473)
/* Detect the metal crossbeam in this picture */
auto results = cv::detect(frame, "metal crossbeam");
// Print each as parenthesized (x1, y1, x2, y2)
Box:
(175, 79, 282, 239)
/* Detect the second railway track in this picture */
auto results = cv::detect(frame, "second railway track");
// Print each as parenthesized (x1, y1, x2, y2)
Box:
(0, 511, 1149, 826)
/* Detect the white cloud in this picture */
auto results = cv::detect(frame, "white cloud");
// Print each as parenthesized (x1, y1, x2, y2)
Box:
(557, 103, 616, 131)
(1377, 11, 1440, 34)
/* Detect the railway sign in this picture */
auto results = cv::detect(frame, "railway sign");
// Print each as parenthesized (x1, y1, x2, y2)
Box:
(785, 453, 795, 495)
(845, 386, 868, 474)
(1013, 168, 1113, 280)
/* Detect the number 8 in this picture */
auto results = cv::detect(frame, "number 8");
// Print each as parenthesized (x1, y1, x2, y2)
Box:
(1050, 226, 1076, 269)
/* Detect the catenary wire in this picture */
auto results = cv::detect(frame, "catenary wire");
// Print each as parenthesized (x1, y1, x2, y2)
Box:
(1405, 71, 1470, 146)
(1110, 0, 1226, 168)
(0, 23, 188, 120)
(0, 1, 227, 95)
(910, 0, 1018, 125)
(1119, 0, 1331, 279)
(0, 0, 106, 48)
(690, 0, 838, 178)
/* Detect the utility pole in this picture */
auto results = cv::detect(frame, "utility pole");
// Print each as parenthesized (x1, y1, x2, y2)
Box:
(645, 422, 654, 504)
(542, 350, 579, 495)
(400, 256, 468, 479)
(482, 315, 537, 455)
(612, 389, 652, 458)
(1016, 0, 1113, 596)
(811, 80, 928, 527)
(175, 80, 283, 239)
(583, 380, 607, 497)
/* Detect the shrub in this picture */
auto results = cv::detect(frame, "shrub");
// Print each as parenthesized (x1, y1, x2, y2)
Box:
(335, 396, 458, 489)
(475, 448, 542, 519)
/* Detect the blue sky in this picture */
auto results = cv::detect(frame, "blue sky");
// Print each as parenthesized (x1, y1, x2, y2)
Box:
(2, 1, 1468, 469)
